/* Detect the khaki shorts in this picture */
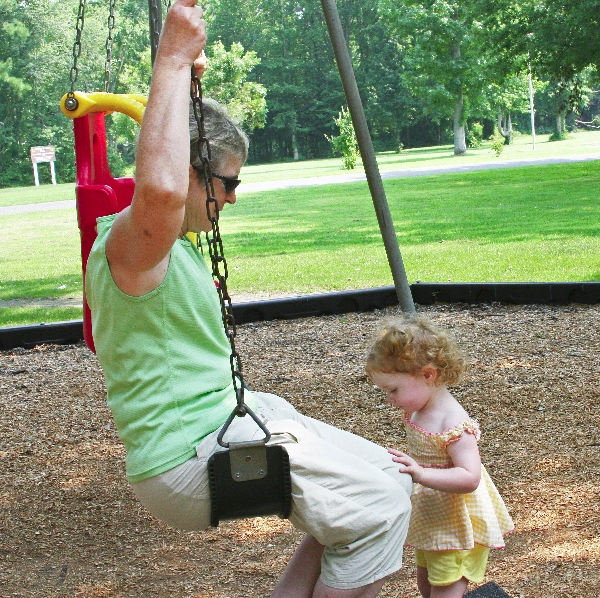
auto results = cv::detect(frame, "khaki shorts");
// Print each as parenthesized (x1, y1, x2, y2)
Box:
(415, 544, 490, 586)
(132, 391, 412, 589)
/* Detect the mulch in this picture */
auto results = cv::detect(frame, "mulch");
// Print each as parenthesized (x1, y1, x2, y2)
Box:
(1, 302, 599, 597)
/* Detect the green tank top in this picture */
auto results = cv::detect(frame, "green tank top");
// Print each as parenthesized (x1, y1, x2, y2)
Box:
(86, 214, 254, 482)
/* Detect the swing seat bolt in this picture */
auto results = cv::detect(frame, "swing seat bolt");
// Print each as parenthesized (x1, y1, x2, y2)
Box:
(65, 96, 79, 111)
(246, 456, 252, 462)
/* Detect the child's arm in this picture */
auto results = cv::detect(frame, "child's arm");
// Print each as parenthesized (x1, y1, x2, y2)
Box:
(388, 433, 481, 494)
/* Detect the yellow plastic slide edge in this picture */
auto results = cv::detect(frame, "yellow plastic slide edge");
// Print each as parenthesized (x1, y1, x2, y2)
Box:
(60, 91, 147, 124)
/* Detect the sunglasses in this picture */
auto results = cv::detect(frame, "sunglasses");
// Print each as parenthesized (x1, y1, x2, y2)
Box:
(192, 165, 242, 195)
(212, 172, 241, 195)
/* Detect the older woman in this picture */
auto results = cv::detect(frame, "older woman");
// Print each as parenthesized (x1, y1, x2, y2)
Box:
(85, 1, 411, 597)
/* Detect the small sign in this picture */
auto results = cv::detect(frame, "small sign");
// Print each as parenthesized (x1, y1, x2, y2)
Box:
(30, 146, 56, 163)
(30, 146, 57, 185)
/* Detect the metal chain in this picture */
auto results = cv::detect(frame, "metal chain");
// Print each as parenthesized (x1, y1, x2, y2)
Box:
(190, 70, 247, 416)
(65, 0, 87, 111)
(148, 0, 171, 66)
(148, 0, 163, 66)
(103, 0, 117, 93)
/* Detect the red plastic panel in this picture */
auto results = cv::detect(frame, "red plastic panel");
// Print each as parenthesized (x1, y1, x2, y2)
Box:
(72, 113, 135, 353)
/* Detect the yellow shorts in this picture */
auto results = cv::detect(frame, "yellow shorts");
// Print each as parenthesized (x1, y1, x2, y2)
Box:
(415, 544, 490, 587)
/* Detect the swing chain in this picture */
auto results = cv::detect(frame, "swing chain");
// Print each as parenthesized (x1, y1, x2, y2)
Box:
(103, 0, 117, 93)
(189, 70, 248, 422)
(148, 0, 163, 67)
(65, 0, 87, 111)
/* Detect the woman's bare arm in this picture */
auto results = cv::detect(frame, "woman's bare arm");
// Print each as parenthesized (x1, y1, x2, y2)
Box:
(105, 0, 206, 294)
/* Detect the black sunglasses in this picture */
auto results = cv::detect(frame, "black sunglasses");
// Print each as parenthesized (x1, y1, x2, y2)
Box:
(192, 165, 241, 195)
(212, 172, 241, 194)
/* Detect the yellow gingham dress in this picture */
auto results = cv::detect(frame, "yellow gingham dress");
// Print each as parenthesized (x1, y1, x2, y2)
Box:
(403, 411, 514, 551)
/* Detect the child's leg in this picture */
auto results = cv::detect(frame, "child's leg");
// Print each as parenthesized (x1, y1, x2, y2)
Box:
(416, 565, 432, 598)
(429, 577, 469, 598)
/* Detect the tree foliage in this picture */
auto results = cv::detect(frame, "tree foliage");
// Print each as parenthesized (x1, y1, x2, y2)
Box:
(325, 106, 359, 169)
(475, 0, 600, 80)
(0, 0, 599, 187)
(202, 41, 267, 132)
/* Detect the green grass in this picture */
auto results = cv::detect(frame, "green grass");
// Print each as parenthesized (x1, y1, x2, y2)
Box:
(217, 161, 600, 294)
(2, 130, 600, 207)
(1, 307, 82, 328)
(0, 183, 75, 208)
(1, 135, 599, 327)
(239, 130, 600, 183)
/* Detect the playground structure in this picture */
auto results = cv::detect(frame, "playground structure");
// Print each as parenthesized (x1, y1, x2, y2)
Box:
(59, 0, 414, 354)
(2, 2, 596, 598)
(56, 0, 415, 536)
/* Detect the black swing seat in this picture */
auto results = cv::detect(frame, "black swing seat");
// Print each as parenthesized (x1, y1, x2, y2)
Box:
(208, 440, 292, 527)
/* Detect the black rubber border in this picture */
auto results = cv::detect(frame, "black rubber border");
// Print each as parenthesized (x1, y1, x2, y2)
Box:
(1, 282, 599, 350)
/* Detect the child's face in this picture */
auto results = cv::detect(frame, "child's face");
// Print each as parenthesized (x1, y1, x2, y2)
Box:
(369, 369, 435, 413)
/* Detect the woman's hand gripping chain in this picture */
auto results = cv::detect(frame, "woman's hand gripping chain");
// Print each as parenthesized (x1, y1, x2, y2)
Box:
(159, 0, 207, 70)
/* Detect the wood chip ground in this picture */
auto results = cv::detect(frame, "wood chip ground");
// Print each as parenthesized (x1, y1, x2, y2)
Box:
(1, 303, 599, 597)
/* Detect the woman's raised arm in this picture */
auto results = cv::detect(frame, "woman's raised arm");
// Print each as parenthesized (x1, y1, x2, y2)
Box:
(106, 0, 206, 294)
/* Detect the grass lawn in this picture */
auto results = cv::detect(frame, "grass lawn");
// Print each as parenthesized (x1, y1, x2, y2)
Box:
(219, 161, 600, 294)
(2, 129, 600, 207)
(0, 183, 75, 208)
(1, 134, 599, 327)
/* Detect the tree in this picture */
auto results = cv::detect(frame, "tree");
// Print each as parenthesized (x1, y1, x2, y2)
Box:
(205, 0, 417, 162)
(0, 0, 271, 186)
(0, 0, 114, 186)
(486, 72, 541, 143)
(471, 0, 600, 137)
(202, 41, 267, 133)
(378, 0, 490, 155)
(325, 106, 359, 169)
(0, 0, 151, 186)
(476, 0, 600, 80)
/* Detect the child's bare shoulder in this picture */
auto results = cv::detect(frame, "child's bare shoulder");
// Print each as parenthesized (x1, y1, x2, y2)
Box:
(440, 395, 471, 430)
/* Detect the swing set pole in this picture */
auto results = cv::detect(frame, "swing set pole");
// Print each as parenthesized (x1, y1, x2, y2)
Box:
(144, 0, 415, 313)
(320, 0, 415, 314)
(147, 0, 162, 66)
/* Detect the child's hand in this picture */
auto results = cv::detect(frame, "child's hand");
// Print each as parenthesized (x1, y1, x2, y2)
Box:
(387, 447, 425, 484)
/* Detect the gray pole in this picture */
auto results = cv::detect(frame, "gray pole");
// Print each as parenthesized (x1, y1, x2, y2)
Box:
(528, 61, 536, 151)
(148, 0, 162, 66)
(320, 0, 415, 313)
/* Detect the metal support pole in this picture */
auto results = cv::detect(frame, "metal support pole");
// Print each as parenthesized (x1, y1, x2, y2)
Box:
(320, 0, 415, 313)
(528, 62, 536, 151)
(148, 0, 162, 66)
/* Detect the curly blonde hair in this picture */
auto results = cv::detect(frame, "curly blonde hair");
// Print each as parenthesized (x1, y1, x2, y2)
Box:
(365, 315, 468, 386)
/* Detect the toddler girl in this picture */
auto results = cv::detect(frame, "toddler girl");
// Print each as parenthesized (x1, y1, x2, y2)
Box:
(366, 316, 514, 598)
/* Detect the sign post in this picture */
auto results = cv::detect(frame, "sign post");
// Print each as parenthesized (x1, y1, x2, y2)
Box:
(30, 146, 57, 186)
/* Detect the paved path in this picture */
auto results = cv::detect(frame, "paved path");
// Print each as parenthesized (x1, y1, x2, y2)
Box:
(1, 152, 599, 217)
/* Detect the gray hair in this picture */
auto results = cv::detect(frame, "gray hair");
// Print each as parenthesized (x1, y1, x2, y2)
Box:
(189, 98, 248, 173)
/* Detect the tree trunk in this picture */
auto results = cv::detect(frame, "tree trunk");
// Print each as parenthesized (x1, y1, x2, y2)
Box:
(453, 92, 467, 155)
(497, 111, 513, 144)
(556, 112, 564, 136)
(292, 132, 299, 161)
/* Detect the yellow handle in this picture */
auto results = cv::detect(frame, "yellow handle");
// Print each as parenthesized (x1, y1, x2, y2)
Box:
(60, 91, 147, 124)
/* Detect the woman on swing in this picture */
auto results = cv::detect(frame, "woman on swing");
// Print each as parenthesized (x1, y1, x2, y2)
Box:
(85, 1, 412, 596)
